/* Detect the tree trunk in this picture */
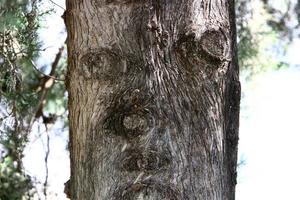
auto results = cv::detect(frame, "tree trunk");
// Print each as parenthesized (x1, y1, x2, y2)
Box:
(65, 0, 240, 199)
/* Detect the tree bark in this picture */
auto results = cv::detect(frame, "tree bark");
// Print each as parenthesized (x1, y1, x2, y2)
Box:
(65, 0, 240, 199)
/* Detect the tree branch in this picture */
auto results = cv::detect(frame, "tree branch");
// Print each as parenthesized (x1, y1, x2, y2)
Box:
(27, 46, 65, 133)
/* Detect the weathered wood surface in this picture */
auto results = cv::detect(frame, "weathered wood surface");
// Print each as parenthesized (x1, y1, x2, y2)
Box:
(65, 0, 240, 199)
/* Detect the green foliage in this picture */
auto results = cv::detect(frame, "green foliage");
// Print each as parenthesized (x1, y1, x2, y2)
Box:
(0, 0, 47, 198)
(236, 0, 280, 76)
(0, 0, 40, 57)
(236, 0, 299, 78)
(0, 127, 35, 200)
(0, 156, 34, 200)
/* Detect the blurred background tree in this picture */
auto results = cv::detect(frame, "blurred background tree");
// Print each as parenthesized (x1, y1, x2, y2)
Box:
(0, 0, 299, 199)
(237, 0, 300, 76)
(0, 0, 67, 199)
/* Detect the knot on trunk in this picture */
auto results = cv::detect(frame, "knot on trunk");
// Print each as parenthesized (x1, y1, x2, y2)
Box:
(79, 49, 134, 81)
(103, 88, 154, 139)
(123, 114, 148, 132)
(175, 29, 228, 74)
(104, 109, 153, 139)
(80, 50, 120, 80)
(64, 180, 70, 199)
(200, 30, 226, 58)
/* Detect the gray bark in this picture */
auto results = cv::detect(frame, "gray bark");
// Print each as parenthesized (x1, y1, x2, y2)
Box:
(65, 0, 240, 199)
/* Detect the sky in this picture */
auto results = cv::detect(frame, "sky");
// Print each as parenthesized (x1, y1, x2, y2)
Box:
(236, 67, 300, 200)
(22, 0, 300, 199)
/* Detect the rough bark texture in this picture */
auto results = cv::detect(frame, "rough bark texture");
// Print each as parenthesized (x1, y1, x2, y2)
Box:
(65, 0, 240, 199)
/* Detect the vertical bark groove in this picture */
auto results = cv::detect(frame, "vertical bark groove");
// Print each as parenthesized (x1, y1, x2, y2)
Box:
(66, 0, 240, 199)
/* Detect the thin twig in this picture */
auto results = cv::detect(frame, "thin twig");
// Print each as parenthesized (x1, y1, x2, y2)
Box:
(48, 0, 65, 10)
(30, 59, 65, 81)
(0, 10, 5, 17)
(43, 127, 50, 200)
(27, 46, 65, 134)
